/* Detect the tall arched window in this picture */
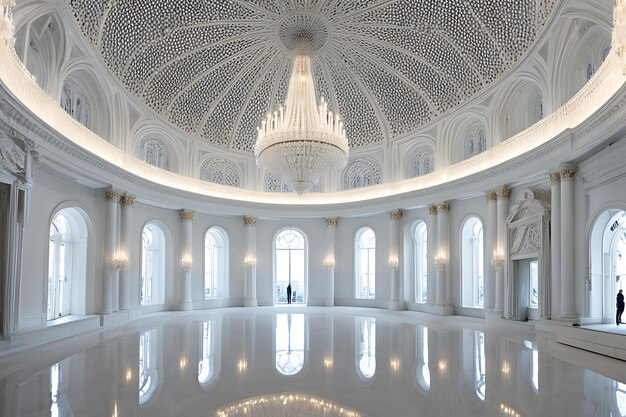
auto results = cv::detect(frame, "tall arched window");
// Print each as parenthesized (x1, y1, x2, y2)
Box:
(204, 227, 228, 299)
(355, 227, 376, 299)
(139, 329, 159, 405)
(143, 139, 169, 170)
(275, 314, 306, 376)
(356, 317, 376, 380)
(415, 325, 430, 392)
(141, 223, 166, 306)
(47, 208, 89, 321)
(275, 229, 306, 305)
(461, 217, 484, 308)
(413, 222, 428, 303)
(475, 331, 486, 401)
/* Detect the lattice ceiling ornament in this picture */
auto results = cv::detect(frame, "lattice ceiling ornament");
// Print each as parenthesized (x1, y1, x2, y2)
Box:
(66, 0, 557, 153)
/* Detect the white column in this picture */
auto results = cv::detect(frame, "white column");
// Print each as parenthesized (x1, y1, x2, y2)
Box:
(325, 217, 337, 307)
(102, 189, 120, 315)
(118, 195, 134, 311)
(436, 203, 450, 305)
(179, 210, 194, 311)
(485, 191, 497, 310)
(549, 172, 561, 320)
(389, 210, 404, 310)
(427, 205, 438, 305)
(560, 167, 577, 319)
(495, 187, 511, 313)
(243, 216, 258, 307)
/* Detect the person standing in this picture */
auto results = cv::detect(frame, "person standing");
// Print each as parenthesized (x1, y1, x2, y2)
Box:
(617, 289, 624, 325)
(287, 284, 292, 304)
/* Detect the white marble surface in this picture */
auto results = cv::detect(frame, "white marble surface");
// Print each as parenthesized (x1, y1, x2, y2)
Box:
(1, 307, 625, 417)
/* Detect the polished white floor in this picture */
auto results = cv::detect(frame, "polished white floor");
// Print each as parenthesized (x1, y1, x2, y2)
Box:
(1, 307, 626, 417)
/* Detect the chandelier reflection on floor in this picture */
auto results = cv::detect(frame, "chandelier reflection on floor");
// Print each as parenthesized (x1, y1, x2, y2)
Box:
(255, 47, 349, 194)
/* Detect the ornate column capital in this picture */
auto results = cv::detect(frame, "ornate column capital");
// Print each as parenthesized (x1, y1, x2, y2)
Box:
(496, 187, 511, 199)
(179, 210, 194, 222)
(548, 171, 561, 183)
(428, 205, 438, 215)
(243, 216, 257, 226)
(486, 191, 497, 201)
(560, 167, 577, 180)
(437, 203, 450, 213)
(104, 189, 121, 202)
(325, 217, 338, 227)
(120, 195, 136, 207)
(389, 210, 402, 221)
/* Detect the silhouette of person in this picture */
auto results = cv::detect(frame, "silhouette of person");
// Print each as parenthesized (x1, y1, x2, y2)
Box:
(617, 289, 624, 325)
(287, 284, 292, 304)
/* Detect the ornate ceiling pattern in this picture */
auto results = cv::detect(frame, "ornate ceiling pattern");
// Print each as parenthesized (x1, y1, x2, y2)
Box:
(66, 0, 557, 152)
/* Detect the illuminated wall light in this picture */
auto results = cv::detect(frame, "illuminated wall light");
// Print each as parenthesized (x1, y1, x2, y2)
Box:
(125, 368, 132, 381)
(244, 256, 257, 268)
(323, 257, 335, 270)
(180, 257, 193, 271)
(438, 359, 447, 373)
(179, 356, 187, 369)
(388, 257, 399, 270)
(324, 357, 333, 368)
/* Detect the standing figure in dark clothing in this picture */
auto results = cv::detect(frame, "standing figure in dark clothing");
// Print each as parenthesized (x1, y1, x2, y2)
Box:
(287, 284, 292, 304)
(617, 289, 624, 325)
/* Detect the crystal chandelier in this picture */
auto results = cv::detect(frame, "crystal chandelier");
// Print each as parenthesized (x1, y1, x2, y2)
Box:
(255, 52, 349, 194)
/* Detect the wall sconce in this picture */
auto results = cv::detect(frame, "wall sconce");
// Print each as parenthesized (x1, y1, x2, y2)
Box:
(125, 368, 132, 382)
(438, 359, 448, 373)
(323, 257, 335, 270)
(244, 256, 257, 268)
(501, 360, 511, 376)
(180, 258, 193, 271)
(491, 252, 505, 268)
(390, 357, 400, 373)
(324, 357, 333, 368)
(388, 257, 399, 270)
(111, 255, 128, 271)
(434, 255, 447, 270)
(179, 356, 187, 369)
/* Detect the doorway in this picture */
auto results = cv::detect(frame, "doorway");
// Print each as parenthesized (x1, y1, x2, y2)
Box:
(514, 258, 539, 320)
(274, 229, 307, 305)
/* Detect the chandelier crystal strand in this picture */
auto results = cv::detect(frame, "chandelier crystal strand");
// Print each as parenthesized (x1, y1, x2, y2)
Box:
(255, 54, 349, 193)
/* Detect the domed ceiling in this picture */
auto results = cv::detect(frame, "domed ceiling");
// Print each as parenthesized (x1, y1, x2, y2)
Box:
(66, 0, 557, 152)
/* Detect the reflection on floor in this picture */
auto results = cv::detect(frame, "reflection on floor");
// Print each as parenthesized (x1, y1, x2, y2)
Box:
(1, 307, 625, 417)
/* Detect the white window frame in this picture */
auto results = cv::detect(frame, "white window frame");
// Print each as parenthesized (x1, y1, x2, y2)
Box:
(355, 227, 376, 300)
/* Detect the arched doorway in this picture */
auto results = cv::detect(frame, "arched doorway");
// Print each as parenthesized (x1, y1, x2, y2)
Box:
(274, 229, 307, 305)
(589, 210, 626, 322)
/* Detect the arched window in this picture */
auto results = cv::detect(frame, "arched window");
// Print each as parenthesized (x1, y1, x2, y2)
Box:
(198, 319, 220, 386)
(200, 158, 241, 187)
(343, 159, 381, 190)
(139, 329, 159, 405)
(143, 139, 169, 170)
(204, 227, 228, 299)
(60, 84, 91, 128)
(275, 229, 307, 305)
(409, 146, 434, 178)
(464, 127, 487, 160)
(530, 94, 543, 125)
(414, 222, 428, 303)
(355, 227, 376, 299)
(475, 331, 486, 401)
(416, 325, 430, 392)
(356, 317, 376, 379)
(461, 217, 484, 308)
(275, 314, 306, 375)
(141, 223, 166, 306)
(47, 208, 88, 321)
